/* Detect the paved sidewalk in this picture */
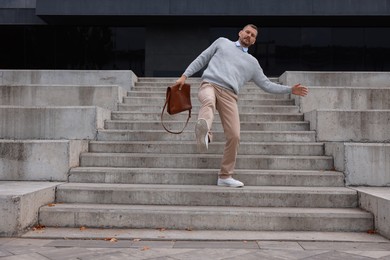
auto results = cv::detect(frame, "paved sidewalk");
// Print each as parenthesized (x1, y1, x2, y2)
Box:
(1, 237, 390, 259)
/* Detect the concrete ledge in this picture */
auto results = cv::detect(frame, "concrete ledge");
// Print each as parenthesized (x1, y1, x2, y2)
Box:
(0, 181, 62, 237)
(0, 85, 127, 110)
(295, 87, 390, 113)
(305, 110, 390, 142)
(280, 71, 390, 88)
(326, 143, 390, 186)
(0, 70, 137, 91)
(0, 140, 88, 181)
(354, 187, 390, 239)
(0, 106, 111, 139)
(345, 143, 390, 186)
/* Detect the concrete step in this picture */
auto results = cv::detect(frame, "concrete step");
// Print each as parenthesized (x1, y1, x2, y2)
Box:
(69, 167, 345, 187)
(88, 141, 324, 156)
(126, 91, 290, 99)
(105, 120, 309, 131)
(122, 97, 295, 106)
(23, 227, 388, 242)
(97, 130, 316, 142)
(138, 77, 203, 83)
(79, 153, 333, 170)
(132, 85, 272, 93)
(38, 204, 372, 232)
(53, 183, 357, 208)
(113, 111, 304, 121)
(137, 77, 280, 83)
(118, 104, 300, 113)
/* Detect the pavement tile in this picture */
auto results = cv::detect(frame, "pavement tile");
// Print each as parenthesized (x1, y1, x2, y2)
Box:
(236, 249, 329, 260)
(1, 238, 54, 247)
(0, 249, 13, 257)
(0, 252, 50, 260)
(345, 251, 390, 259)
(258, 241, 304, 250)
(0, 238, 15, 246)
(2, 246, 52, 255)
(163, 249, 257, 260)
(45, 239, 133, 248)
(173, 241, 259, 249)
(130, 240, 175, 248)
(300, 242, 390, 251)
(37, 247, 101, 259)
(80, 251, 142, 260)
(222, 251, 285, 260)
(108, 248, 196, 260)
(302, 251, 373, 260)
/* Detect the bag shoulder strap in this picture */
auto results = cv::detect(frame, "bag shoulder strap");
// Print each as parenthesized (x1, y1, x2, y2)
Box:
(161, 90, 191, 134)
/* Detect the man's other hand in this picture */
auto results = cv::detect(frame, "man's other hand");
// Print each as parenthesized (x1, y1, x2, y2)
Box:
(291, 84, 308, 97)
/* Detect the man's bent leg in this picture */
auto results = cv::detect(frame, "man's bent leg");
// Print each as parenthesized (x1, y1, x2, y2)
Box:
(197, 82, 216, 133)
(196, 83, 216, 152)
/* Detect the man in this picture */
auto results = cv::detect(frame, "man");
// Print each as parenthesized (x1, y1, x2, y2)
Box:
(176, 24, 308, 188)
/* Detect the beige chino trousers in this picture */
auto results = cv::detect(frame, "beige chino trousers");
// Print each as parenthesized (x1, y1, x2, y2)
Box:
(197, 82, 240, 178)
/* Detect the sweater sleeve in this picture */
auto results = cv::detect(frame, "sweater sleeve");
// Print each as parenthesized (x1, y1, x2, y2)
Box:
(252, 62, 292, 94)
(183, 38, 222, 78)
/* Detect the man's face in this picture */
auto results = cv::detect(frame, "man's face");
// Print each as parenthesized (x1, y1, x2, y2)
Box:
(238, 26, 258, 48)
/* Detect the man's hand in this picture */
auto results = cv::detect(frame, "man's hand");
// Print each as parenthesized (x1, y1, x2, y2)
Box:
(291, 84, 308, 97)
(176, 75, 187, 86)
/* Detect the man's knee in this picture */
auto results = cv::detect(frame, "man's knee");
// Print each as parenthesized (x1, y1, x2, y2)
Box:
(226, 132, 240, 144)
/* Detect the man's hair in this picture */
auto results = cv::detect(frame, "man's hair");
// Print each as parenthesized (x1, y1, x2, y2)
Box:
(243, 24, 258, 31)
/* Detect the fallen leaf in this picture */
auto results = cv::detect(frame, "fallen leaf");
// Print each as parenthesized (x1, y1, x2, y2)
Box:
(185, 227, 193, 231)
(133, 238, 141, 242)
(104, 237, 118, 242)
(367, 229, 377, 234)
(157, 228, 166, 232)
(141, 246, 150, 251)
(47, 203, 56, 207)
(32, 224, 46, 231)
(79, 226, 86, 231)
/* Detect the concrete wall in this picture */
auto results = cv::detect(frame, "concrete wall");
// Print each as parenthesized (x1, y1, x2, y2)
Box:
(345, 144, 390, 186)
(0, 85, 127, 110)
(295, 87, 390, 113)
(0, 70, 137, 91)
(305, 110, 390, 142)
(280, 71, 390, 88)
(307, 109, 390, 186)
(0, 106, 110, 140)
(355, 187, 390, 239)
(0, 181, 61, 236)
(0, 140, 88, 181)
(325, 143, 390, 186)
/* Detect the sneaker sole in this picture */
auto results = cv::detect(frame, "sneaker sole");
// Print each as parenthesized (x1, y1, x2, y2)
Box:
(217, 183, 244, 188)
(195, 119, 208, 153)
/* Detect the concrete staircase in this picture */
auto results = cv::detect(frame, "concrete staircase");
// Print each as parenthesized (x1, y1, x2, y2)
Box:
(38, 78, 373, 232)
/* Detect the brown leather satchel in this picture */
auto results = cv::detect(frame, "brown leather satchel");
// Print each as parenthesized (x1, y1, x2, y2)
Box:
(161, 83, 192, 134)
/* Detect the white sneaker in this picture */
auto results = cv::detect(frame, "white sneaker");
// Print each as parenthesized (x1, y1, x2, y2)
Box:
(217, 177, 244, 188)
(195, 119, 209, 153)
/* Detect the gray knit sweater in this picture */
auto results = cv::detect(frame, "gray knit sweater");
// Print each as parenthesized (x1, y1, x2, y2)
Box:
(183, 37, 291, 95)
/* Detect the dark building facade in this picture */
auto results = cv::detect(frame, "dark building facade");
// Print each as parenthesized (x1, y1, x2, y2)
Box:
(1, 0, 390, 76)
